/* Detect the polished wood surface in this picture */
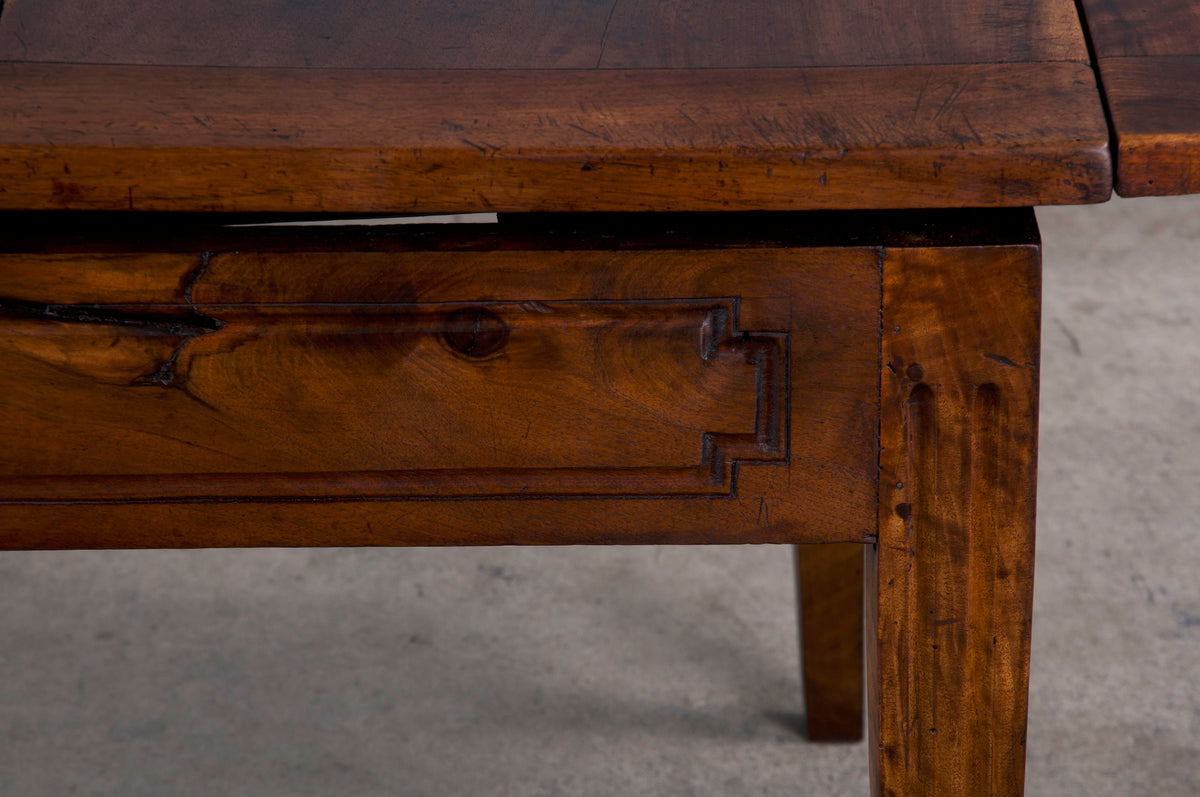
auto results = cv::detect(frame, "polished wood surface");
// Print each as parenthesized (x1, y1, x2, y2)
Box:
(2, 207, 1045, 792)
(796, 543, 864, 742)
(0, 2, 1094, 790)
(0, 302, 781, 486)
(0, 212, 882, 548)
(870, 241, 1040, 796)
(0, 0, 1112, 211)
(0, 0, 1088, 67)
(1077, 0, 1200, 195)
(0, 62, 1109, 214)
(1077, 0, 1200, 56)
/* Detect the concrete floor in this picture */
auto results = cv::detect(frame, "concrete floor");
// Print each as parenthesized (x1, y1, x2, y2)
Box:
(1, 195, 1198, 795)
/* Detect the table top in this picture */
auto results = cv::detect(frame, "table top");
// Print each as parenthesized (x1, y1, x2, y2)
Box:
(1077, 0, 1200, 197)
(0, 0, 1121, 213)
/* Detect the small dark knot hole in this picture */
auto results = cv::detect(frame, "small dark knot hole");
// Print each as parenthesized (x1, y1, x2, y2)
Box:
(905, 363, 924, 382)
(441, 307, 509, 359)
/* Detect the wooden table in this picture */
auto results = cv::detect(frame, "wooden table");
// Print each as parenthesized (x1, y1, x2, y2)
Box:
(0, 2, 1192, 794)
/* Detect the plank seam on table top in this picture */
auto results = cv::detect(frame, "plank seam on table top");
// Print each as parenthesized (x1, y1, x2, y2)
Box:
(1071, 0, 1120, 194)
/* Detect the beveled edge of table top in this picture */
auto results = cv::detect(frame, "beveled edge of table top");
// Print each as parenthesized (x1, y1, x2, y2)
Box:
(0, 60, 1111, 213)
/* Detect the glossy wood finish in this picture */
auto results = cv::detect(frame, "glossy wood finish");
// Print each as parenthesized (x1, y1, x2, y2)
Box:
(796, 543, 864, 742)
(870, 242, 1040, 796)
(1077, 0, 1200, 195)
(0, 212, 881, 548)
(0, 1, 1112, 212)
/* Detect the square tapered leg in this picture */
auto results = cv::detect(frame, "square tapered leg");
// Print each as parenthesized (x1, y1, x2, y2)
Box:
(796, 543, 865, 741)
(869, 241, 1040, 796)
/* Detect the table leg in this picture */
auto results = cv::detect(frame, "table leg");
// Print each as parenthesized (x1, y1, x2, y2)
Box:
(868, 242, 1040, 796)
(795, 543, 864, 741)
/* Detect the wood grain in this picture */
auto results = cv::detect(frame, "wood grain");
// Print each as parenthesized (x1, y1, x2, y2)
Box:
(0, 0, 1088, 68)
(597, 0, 1088, 68)
(1076, 0, 1200, 57)
(0, 214, 880, 549)
(1095, 57, 1200, 196)
(796, 543, 864, 742)
(869, 242, 1040, 795)
(0, 61, 1111, 213)
(0, 302, 783, 489)
(1076, 0, 1200, 195)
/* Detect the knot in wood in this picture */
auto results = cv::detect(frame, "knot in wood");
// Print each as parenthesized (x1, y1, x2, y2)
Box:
(440, 307, 509, 359)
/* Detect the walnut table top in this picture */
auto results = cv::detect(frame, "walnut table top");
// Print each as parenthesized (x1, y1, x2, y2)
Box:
(0, 0, 1114, 213)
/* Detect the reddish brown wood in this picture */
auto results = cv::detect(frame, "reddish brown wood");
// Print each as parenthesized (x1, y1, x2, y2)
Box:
(0, 214, 880, 549)
(0, 203, 1049, 794)
(869, 243, 1040, 795)
(1076, 0, 1200, 57)
(1076, 0, 1200, 195)
(1097, 57, 1200, 196)
(597, 0, 1088, 68)
(796, 543, 864, 742)
(0, 62, 1109, 213)
(0, 302, 784, 490)
(0, 0, 1095, 787)
(0, 0, 1088, 68)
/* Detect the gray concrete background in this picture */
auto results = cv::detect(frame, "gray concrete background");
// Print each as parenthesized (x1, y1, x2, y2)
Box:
(1, 196, 1197, 795)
